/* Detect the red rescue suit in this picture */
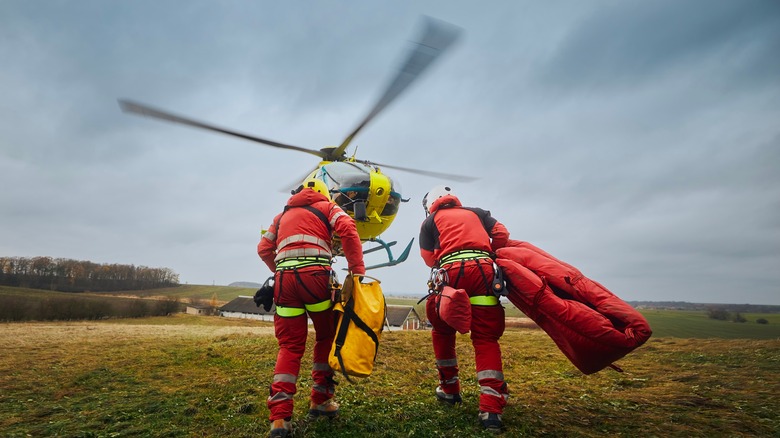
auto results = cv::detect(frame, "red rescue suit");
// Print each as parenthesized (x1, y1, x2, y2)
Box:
(258, 189, 365, 422)
(419, 194, 510, 414)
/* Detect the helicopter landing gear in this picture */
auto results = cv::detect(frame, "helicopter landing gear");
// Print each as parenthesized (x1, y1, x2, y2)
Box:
(361, 238, 414, 270)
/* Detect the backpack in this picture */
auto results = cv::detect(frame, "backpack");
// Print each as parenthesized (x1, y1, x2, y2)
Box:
(328, 275, 386, 381)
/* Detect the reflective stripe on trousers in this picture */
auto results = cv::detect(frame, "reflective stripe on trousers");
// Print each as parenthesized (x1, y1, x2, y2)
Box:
(275, 299, 332, 317)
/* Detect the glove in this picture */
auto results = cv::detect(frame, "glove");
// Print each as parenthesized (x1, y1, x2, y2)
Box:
(253, 277, 275, 312)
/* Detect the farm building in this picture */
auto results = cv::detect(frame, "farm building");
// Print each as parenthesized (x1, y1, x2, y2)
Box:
(219, 298, 422, 330)
(386, 305, 422, 330)
(219, 296, 274, 321)
(185, 304, 215, 316)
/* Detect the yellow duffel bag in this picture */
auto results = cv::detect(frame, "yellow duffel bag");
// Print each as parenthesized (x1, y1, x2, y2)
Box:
(329, 275, 386, 381)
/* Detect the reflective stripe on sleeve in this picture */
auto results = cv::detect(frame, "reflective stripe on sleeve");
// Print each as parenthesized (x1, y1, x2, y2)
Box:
(329, 210, 348, 228)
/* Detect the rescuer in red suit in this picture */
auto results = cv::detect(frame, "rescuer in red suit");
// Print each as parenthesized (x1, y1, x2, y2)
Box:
(258, 178, 365, 438)
(419, 185, 511, 433)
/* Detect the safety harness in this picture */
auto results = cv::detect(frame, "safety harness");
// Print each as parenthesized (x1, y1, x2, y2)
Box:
(272, 204, 335, 318)
(439, 250, 500, 306)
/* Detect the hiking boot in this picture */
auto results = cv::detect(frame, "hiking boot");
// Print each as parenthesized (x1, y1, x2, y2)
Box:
(308, 398, 340, 418)
(269, 417, 291, 438)
(435, 385, 462, 405)
(478, 411, 503, 433)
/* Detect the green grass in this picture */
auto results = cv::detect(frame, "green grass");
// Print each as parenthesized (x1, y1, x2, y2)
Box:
(1, 314, 778, 437)
(98, 284, 258, 303)
(640, 309, 780, 339)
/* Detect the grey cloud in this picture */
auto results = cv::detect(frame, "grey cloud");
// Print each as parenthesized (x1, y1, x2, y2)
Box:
(540, 0, 780, 91)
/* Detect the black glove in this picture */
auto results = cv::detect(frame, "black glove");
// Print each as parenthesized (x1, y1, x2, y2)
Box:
(253, 277, 275, 312)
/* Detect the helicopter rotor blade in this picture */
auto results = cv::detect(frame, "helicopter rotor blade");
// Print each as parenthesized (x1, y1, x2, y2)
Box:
(366, 160, 478, 182)
(278, 166, 321, 194)
(332, 16, 462, 158)
(118, 99, 327, 159)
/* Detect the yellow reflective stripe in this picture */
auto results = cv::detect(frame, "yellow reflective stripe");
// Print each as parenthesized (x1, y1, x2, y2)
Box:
(440, 250, 491, 265)
(470, 295, 499, 306)
(276, 257, 331, 269)
(275, 300, 331, 316)
(304, 300, 332, 313)
(275, 305, 306, 317)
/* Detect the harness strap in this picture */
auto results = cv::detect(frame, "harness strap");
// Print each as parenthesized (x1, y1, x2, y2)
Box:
(276, 256, 331, 270)
(439, 249, 491, 265)
(272, 203, 334, 263)
(470, 295, 499, 306)
(275, 299, 332, 317)
(274, 265, 333, 317)
(305, 299, 333, 313)
(332, 297, 380, 383)
(275, 305, 306, 317)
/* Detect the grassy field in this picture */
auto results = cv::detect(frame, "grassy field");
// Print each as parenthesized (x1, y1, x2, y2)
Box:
(1, 313, 778, 437)
(640, 309, 780, 339)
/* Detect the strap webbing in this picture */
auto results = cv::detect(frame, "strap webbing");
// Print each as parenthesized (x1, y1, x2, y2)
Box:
(470, 295, 499, 306)
(439, 250, 491, 265)
(276, 305, 306, 317)
(333, 298, 380, 383)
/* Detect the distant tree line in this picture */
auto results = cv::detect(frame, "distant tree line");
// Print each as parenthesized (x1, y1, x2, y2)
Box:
(631, 301, 780, 313)
(0, 293, 183, 322)
(0, 256, 179, 292)
(705, 307, 770, 324)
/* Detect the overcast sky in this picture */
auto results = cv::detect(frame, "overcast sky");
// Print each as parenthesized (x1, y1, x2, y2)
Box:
(2, 1, 778, 305)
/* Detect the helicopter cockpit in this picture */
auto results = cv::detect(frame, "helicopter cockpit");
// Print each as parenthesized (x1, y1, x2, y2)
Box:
(313, 161, 403, 219)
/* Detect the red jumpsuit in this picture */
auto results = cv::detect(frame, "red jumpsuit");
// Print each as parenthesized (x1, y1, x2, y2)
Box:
(258, 189, 365, 422)
(419, 194, 510, 414)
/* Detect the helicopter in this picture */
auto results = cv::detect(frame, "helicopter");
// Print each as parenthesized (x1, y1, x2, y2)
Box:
(118, 17, 475, 270)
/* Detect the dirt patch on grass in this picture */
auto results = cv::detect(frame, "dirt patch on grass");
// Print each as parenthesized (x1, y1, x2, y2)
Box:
(0, 320, 275, 349)
(505, 316, 539, 329)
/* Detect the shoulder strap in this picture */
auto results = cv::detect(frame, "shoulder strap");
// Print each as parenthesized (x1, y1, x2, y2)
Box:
(299, 204, 332, 233)
(274, 204, 332, 237)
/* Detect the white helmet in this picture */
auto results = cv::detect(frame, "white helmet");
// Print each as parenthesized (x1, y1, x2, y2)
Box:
(422, 185, 454, 215)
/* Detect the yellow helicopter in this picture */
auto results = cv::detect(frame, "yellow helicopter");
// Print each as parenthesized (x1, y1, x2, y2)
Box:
(118, 17, 474, 269)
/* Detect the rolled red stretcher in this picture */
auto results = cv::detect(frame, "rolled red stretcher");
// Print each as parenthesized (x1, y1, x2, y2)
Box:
(495, 241, 652, 374)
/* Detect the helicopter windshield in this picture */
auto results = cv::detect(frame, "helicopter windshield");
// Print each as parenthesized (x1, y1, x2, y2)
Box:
(315, 162, 403, 216)
(381, 176, 402, 217)
(317, 162, 370, 213)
